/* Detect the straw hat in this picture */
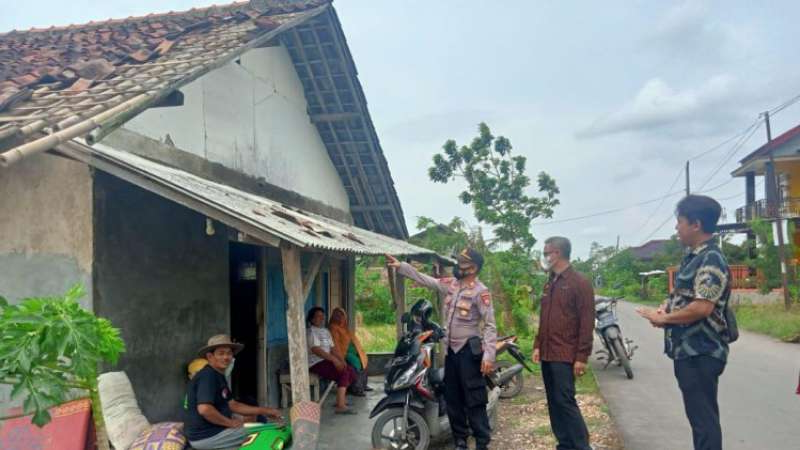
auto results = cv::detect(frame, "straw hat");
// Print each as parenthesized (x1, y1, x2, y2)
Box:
(197, 334, 244, 357)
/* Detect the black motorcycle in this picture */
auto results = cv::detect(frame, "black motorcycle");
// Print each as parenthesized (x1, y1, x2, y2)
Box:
(370, 299, 523, 450)
(594, 296, 637, 379)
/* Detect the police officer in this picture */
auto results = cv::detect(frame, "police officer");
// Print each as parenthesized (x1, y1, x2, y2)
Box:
(386, 249, 497, 450)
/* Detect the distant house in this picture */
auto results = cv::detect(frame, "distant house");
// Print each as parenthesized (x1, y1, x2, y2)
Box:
(0, 0, 438, 421)
(629, 239, 671, 261)
(730, 122, 800, 263)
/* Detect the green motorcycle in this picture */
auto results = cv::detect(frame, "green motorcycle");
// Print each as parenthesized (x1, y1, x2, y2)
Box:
(239, 422, 293, 450)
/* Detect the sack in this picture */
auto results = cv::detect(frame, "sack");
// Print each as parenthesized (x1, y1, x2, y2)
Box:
(723, 302, 739, 344)
(97, 371, 151, 450)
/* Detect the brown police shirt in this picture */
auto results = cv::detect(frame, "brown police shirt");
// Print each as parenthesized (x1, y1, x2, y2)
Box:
(533, 266, 595, 364)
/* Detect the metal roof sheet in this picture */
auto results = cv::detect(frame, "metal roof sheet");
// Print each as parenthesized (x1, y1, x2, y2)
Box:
(67, 142, 435, 257)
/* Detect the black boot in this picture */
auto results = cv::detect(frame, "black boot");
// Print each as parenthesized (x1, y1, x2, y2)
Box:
(454, 438, 468, 450)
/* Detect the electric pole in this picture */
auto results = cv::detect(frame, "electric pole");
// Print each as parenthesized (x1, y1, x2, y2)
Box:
(685, 161, 691, 196)
(764, 111, 793, 310)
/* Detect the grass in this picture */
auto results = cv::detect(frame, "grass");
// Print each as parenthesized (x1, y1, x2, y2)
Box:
(357, 323, 396, 353)
(734, 303, 800, 342)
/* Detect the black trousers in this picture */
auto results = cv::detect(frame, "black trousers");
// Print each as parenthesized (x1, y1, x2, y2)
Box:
(541, 361, 591, 450)
(445, 346, 491, 449)
(674, 355, 726, 450)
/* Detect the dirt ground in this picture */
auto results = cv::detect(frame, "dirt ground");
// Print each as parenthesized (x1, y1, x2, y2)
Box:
(431, 371, 624, 450)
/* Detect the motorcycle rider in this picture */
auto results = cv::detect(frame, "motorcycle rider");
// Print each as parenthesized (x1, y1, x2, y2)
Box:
(386, 249, 497, 450)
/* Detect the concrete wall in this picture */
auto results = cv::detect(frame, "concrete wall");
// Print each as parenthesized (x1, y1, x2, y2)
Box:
(0, 153, 93, 306)
(0, 153, 94, 407)
(124, 45, 349, 212)
(92, 172, 230, 422)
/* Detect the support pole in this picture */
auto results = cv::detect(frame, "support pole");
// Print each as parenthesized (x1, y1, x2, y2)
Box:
(764, 111, 793, 310)
(281, 242, 311, 404)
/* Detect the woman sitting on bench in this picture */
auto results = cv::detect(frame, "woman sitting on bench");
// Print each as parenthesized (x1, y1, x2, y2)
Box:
(328, 307, 370, 396)
(306, 307, 358, 414)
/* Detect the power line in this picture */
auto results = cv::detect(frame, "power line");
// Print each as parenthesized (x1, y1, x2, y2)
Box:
(632, 166, 684, 238)
(696, 119, 762, 191)
(532, 189, 685, 226)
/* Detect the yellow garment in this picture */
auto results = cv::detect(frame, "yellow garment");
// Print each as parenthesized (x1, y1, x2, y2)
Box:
(187, 358, 208, 379)
(328, 307, 368, 370)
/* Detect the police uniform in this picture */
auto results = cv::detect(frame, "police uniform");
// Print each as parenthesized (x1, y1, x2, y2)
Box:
(397, 261, 497, 450)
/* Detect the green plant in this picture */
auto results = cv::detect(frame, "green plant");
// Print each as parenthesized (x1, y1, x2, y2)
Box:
(0, 285, 125, 450)
(428, 122, 559, 254)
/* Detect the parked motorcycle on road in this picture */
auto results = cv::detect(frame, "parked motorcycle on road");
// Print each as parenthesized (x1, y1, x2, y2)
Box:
(594, 296, 637, 379)
(494, 335, 534, 399)
(370, 299, 524, 450)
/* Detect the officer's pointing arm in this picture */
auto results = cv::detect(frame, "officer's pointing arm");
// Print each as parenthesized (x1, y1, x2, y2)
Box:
(388, 255, 449, 295)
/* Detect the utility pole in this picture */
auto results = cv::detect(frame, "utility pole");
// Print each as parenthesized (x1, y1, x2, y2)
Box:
(685, 161, 691, 196)
(616, 235, 620, 253)
(764, 111, 793, 310)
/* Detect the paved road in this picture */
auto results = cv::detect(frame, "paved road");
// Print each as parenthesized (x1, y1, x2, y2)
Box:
(590, 301, 800, 450)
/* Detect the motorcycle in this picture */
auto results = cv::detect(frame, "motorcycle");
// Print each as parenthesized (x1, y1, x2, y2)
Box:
(494, 335, 534, 399)
(370, 299, 523, 450)
(594, 296, 637, 379)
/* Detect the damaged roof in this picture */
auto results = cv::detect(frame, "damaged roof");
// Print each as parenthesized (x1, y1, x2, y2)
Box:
(0, 0, 409, 239)
(59, 139, 435, 257)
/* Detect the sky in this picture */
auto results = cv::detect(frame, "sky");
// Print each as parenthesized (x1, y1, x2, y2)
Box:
(6, 0, 800, 258)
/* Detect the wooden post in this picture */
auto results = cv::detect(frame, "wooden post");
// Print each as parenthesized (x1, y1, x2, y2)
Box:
(281, 243, 311, 404)
(395, 272, 406, 341)
(257, 247, 268, 406)
(346, 255, 357, 332)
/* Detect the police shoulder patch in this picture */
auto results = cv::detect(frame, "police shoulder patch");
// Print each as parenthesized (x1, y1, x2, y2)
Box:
(481, 291, 492, 306)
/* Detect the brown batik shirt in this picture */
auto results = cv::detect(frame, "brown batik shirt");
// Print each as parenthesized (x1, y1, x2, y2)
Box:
(533, 266, 595, 363)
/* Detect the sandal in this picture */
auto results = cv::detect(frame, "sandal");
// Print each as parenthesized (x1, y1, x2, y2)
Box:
(334, 408, 357, 415)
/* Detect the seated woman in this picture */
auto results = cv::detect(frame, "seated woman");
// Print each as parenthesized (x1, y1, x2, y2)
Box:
(328, 307, 371, 395)
(306, 307, 358, 414)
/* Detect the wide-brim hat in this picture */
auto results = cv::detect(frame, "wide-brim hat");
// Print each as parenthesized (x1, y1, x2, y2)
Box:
(198, 334, 244, 357)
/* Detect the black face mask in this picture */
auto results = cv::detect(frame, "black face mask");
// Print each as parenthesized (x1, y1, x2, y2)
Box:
(453, 265, 475, 280)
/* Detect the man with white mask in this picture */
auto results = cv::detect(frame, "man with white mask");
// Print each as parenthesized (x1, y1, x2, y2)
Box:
(533, 236, 594, 450)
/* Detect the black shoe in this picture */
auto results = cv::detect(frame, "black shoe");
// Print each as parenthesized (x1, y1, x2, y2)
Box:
(454, 439, 468, 450)
(364, 385, 375, 392)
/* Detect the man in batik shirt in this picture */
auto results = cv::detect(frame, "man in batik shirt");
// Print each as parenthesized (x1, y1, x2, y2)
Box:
(637, 195, 732, 450)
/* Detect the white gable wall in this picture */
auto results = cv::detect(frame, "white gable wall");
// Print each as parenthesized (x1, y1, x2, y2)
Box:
(123, 46, 349, 212)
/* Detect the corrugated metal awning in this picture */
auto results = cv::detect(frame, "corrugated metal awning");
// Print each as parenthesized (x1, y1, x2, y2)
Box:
(57, 141, 437, 257)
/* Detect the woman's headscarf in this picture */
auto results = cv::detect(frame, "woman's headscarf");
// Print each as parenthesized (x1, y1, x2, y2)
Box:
(328, 307, 368, 370)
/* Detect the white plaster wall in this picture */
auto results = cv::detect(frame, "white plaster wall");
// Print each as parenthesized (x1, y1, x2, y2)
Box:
(123, 46, 349, 211)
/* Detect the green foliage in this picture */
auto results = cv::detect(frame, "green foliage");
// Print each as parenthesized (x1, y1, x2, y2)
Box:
(733, 303, 800, 342)
(0, 285, 125, 427)
(355, 261, 395, 324)
(749, 218, 784, 293)
(428, 123, 559, 253)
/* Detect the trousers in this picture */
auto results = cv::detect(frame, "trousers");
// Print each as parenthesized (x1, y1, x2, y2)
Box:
(445, 346, 491, 449)
(674, 355, 726, 450)
(541, 361, 591, 450)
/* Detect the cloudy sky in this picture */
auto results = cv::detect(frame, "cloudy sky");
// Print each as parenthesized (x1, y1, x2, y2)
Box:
(6, 1, 800, 258)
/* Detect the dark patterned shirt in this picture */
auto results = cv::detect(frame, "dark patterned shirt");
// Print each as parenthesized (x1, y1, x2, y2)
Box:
(665, 240, 730, 362)
(534, 267, 595, 363)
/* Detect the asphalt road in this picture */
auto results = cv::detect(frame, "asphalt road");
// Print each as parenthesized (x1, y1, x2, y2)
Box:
(590, 301, 800, 450)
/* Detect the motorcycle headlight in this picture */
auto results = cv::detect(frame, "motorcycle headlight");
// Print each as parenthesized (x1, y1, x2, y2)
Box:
(390, 365, 417, 391)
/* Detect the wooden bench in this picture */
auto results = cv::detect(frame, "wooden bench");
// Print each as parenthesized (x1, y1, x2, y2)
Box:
(278, 371, 322, 408)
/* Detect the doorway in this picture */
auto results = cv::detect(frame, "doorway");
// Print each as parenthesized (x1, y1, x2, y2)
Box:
(229, 242, 260, 403)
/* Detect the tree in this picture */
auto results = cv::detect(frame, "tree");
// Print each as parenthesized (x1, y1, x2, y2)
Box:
(0, 285, 125, 450)
(428, 123, 559, 254)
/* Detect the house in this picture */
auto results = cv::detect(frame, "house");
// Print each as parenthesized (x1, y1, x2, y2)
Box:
(0, 0, 437, 422)
(731, 122, 800, 262)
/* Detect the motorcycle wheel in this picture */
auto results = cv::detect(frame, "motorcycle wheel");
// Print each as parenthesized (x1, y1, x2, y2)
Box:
(371, 407, 431, 450)
(496, 360, 524, 399)
(612, 338, 634, 379)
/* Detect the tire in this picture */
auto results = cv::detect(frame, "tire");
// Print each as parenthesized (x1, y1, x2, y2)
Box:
(612, 338, 634, 379)
(496, 360, 524, 399)
(371, 407, 431, 450)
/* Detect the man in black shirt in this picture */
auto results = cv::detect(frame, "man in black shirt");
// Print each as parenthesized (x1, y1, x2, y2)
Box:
(186, 335, 282, 449)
